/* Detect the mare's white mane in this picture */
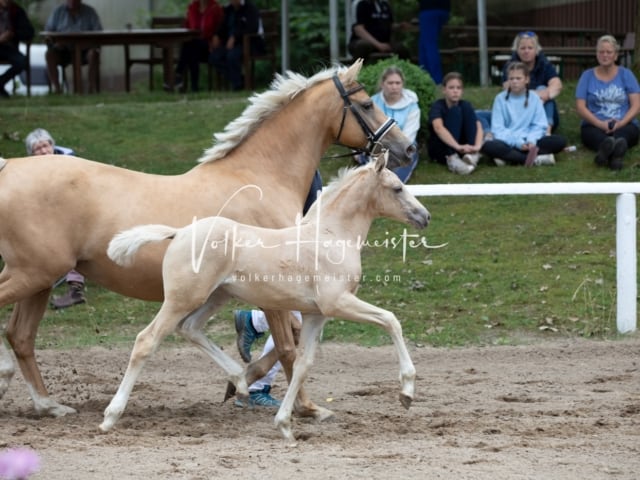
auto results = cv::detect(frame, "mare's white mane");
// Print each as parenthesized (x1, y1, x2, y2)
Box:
(198, 64, 353, 164)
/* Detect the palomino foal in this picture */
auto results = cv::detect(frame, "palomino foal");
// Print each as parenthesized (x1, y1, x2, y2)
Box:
(100, 152, 430, 441)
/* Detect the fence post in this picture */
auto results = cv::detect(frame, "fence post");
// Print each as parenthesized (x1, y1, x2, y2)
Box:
(616, 193, 637, 333)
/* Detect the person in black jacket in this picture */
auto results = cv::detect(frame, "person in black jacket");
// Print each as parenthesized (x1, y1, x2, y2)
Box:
(209, 0, 264, 91)
(0, 0, 34, 98)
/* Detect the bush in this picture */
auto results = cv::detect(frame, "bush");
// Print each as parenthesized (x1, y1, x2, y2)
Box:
(358, 56, 437, 144)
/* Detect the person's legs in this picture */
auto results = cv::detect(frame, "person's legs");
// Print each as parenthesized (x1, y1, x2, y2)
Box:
(209, 47, 226, 78)
(418, 9, 449, 84)
(609, 123, 640, 170)
(0, 45, 27, 96)
(225, 45, 244, 90)
(234, 309, 307, 408)
(50, 270, 86, 309)
(46, 46, 70, 94)
(348, 39, 376, 63)
(481, 139, 526, 165)
(475, 110, 492, 138)
(536, 134, 567, 154)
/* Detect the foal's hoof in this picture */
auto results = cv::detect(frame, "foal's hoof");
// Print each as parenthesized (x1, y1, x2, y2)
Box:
(399, 393, 413, 410)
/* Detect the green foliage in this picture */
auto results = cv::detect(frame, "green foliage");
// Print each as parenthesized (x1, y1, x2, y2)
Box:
(358, 56, 437, 143)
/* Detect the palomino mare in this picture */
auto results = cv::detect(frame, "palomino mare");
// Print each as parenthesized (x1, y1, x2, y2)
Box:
(0, 59, 416, 418)
(100, 151, 430, 439)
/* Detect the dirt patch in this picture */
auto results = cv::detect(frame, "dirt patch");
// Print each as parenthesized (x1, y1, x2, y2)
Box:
(2, 337, 640, 479)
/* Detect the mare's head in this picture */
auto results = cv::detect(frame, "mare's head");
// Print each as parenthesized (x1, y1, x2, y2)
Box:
(317, 151, 430, 230)
(330, 59, 416, 169)
(199, 59, 415, 169)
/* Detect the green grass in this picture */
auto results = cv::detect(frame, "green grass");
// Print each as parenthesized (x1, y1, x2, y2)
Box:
(0, 80, 638, 350)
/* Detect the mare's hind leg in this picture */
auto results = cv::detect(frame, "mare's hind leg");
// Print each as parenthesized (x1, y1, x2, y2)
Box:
(274, 314, 327, 444)
(178, 290, 248, 397)
(264, 310, 333, 421)
(7, 289, 77, 416)
(100, 302, 193, 432)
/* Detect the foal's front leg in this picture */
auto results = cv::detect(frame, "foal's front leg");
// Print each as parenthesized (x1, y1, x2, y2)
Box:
(326, 293, 416, 408)
(274, 314, 327, 444)
(264, 310, 333, 421)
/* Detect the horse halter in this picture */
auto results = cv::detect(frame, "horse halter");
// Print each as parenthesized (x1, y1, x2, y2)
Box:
(332, 74, 396, 155)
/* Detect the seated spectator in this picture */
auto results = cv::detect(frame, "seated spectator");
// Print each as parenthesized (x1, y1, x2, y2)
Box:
(477, 32, 563, 136)
(44, 0, 102, 94)
(480, 62, 566, 167)
(575, 34, 640, 170)
(171, 0, 223, 93)
(348, 0, 409, 63)
(209, 0, 263, 91)
(0, 0, 34, 98)
(25, 128, 86, 308)
(427, 71, 483, 175)
(355, 66, 419, 182)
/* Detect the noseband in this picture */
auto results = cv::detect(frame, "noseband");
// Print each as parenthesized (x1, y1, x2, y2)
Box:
(332, 74, 396, 155)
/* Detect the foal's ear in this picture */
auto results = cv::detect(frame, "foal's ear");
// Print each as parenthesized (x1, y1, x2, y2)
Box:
(374, 150, 389, 173)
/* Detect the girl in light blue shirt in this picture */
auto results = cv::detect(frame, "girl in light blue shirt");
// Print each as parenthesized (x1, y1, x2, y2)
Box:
(481, 62, 566, 166)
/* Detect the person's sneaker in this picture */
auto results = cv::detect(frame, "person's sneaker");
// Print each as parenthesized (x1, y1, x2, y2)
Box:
(50, 282, 86, 309)
(493, 158, 507, 167)
(462, 153, 480, 167)
(595, 136, 616, 166)
(446, 154, 474, 175)
(234, 386, 281, 409)
(533, 154, 556, 166)
(610, 137, 627, 170)
(234, 310, 263, 363)
(524, 145, 540, 167)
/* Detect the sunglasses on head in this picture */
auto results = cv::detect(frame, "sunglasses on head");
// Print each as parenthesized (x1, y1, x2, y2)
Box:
(518, 31, 536, 37)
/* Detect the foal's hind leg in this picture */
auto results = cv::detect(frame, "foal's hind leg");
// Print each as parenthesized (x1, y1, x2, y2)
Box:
(100, 303, 192, 432)
(178, 291, 248, 397)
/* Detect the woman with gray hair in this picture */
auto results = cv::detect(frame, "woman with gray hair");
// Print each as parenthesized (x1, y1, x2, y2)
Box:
(25, 128, 74, 156)
(576, 34, 640, 170)
(25, 128, 84, 308)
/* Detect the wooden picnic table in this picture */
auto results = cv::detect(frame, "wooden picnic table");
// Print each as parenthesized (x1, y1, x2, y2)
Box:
(41, 28, 199, 94)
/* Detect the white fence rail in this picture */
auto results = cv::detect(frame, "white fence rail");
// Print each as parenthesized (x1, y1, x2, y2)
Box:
(406, 183, 640, 333)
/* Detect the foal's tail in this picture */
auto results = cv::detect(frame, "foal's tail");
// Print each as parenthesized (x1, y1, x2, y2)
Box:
(107, 224, 178, 267)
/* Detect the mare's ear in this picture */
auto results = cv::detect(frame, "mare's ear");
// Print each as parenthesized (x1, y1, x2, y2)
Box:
(374, 150, 389, 173)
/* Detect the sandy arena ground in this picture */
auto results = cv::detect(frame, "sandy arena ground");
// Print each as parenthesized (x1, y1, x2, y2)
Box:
(1, 337, 640, 479)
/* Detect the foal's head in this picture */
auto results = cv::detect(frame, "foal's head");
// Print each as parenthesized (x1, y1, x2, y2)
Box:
(365, 152, 430, 229)
(318, 152, 430, 230)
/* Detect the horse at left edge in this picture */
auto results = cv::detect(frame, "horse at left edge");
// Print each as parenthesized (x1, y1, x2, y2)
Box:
(0, 59, 415, 419)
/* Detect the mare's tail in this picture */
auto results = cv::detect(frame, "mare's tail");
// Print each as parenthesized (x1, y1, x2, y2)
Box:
(107, 224, 178, 267)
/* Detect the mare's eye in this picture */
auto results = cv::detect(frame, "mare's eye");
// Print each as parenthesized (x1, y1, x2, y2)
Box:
(362, 100, 373, 110)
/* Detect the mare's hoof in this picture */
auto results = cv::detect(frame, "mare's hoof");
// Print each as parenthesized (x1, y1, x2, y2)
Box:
(223, 381, 236, 403)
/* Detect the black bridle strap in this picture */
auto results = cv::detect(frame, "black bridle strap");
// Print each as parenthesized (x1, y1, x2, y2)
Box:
(332, 74, 396, 154)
